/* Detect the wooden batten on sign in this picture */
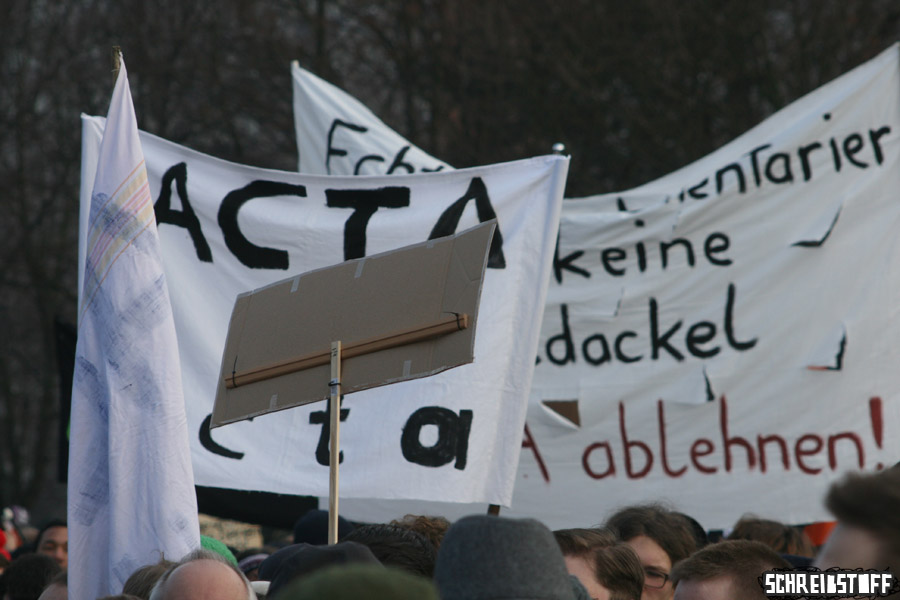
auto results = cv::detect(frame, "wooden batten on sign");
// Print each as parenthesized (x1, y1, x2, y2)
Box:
(211, 221, 496, 544)
(225, 314, 469, 390)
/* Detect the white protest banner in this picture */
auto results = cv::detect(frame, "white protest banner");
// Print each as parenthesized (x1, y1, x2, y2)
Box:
(292, 62, 451, 175)
(69, 56, 199, 600)
(292, 45, 900, 528)
(524, 43, 900, 528)
(79, 118, 568, 506)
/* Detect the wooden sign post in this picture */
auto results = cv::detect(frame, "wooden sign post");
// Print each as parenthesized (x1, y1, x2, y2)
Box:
(329, 341, 341, 544)
(211, 222, 496, 543)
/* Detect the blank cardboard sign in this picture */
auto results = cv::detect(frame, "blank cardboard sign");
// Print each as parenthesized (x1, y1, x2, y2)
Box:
(210, 220, 495, 428)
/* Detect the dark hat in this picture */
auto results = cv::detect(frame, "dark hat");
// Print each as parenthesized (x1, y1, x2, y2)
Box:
(292, 509, 355, 545)
(434, 515, 578, 600)
(238, 553, 269, 574)
(276, 564, 439, 600)
(259, 541, 381, 597)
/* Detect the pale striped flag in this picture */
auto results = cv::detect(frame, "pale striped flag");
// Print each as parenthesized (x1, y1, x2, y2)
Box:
(68, 54, 199, 599)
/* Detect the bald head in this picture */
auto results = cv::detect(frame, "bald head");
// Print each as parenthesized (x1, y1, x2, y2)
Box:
(152, 557, 254, 600)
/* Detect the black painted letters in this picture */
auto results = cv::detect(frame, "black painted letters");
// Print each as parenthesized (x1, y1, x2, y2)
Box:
(401, 407, 473, 469)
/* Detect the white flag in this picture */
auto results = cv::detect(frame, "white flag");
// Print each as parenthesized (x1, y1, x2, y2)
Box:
(68, 55, 200, 599)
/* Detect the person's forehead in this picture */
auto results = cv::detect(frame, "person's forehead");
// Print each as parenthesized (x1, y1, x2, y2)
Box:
(40, 526, 67, 543)
(564, 554, 608, 600)
(565, 554, 598, 581)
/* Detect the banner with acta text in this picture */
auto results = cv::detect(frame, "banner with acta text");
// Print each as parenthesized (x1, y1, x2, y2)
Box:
(79, 122, 568, 506)
(292, 45, 900, 529)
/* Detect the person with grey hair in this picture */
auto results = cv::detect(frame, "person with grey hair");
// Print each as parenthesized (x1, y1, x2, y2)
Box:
(148, 549, 256, 600)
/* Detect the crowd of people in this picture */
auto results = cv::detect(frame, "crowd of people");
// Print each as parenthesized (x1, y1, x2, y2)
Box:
(0, 466, 898, 600)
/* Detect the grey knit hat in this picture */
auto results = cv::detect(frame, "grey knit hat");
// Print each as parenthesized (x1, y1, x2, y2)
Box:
(434, 515, 579, 600)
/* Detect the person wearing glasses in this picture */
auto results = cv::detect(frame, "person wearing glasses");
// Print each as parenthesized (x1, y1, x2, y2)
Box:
(605, 505, 700, 600)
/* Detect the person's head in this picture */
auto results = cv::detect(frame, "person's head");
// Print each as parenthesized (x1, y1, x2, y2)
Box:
(389, 515, 451, 551)
(555, 528, 618, 556)
(2, 553, 62, 600)
(594, 541, 645, 600)
(555, 528, 614, 598)
(671, 540, 790, 600)
(435, 515, 583, 600)
(342, 524, 436, 578)
(292, 510, 354, 545)
(605, 505, 700, 600)
(34, 521, 67, 570)
(35, 571, 66, 600)
(673, 514, 708, 551)
(554, 528, 644, 600)
(123, 558, 176, 599)
(727, 516, 813, 557)
(815, 467, 900, 569)
(148, 549, 255, 600)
